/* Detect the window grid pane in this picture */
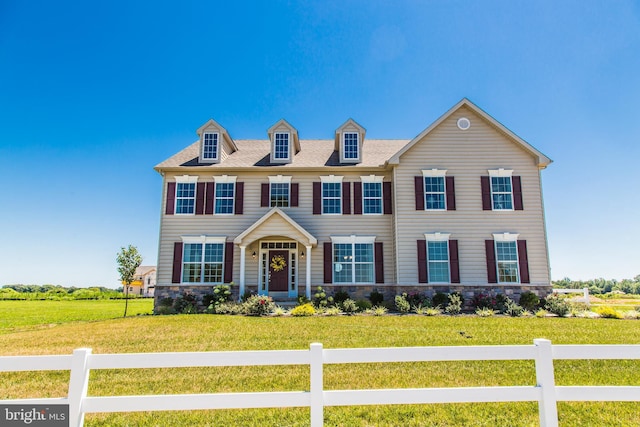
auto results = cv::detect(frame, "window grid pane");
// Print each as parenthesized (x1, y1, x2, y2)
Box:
(427, 241, 450, 283)
(424, 177, 446, 210)
(343, 133, 359, 159)
(274, 133, 289, 159)
(270, 183, 290, 207)
(203, 133, 218, 159)
(363, 182, 382, 214)
(496, 241, 519, 283)
(491, 177, 513, 210)
(333, 242, 374, 284)
(176, 183, 195, 214)
(322, 182, 342, 214)
(215, 183, 235, 214)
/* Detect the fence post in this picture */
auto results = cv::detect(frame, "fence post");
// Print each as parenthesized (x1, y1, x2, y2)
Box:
(534, 339, 558, 427)
(583, 288, 590, 305)
(310, 342, 324, 427)
(68, 348, 92, 427)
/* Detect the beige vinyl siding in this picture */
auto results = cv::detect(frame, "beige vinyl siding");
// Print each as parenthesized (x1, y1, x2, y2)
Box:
(156, 170, 395, 288)
(394, 105, 550, 286)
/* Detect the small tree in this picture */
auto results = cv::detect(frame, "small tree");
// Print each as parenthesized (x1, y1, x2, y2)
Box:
(116, 245, 143, 317)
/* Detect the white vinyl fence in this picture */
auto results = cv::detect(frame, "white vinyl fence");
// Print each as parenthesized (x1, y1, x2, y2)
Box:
(1, 339, 639, 427)
(552, 287, 590, 304)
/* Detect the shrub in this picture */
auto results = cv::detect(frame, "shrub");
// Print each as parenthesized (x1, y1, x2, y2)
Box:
(333, 289, 350, 305)
(431, 292, 448, 308)
(371, 306, 388, 316)
(445, 293, 462, 315)
(395, 293, 411, 314)
(623, 310, 640, 319)
(476, 307, 496, 317)
(155, 305, 175, 315)
(208, 302, 243, 315)
(340, 298, 358, 314)
(356, 299, 372, 311)
(413, 306, 428, 315)
(312, 286, 333, 308)
(369, 290, 384, 306)
(503, 297, 525, 317)
(173, 292, 198, 314)
(323, 306, 343, 316)
(243, 295, 275, 316)
(205, 284, 233, 308)
(406, 292, 430, 309)
(297, 295, 310, 305)
(291, 303, 316, 317)
(424, 307, 442, 316)
(545, 293, 571, 317)
(596, 306, 623, 319)
(535, 308, 548, 318)
(159, 297, 173, 307)
(519, 291, 540, 311)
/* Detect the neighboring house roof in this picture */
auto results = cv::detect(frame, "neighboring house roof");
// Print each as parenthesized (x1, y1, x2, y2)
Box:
(155, 98, 552, 171)
(134, 266, 156, 276)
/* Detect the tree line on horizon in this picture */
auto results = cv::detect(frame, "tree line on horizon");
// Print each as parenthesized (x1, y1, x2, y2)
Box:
(553, 275, 640, 295)
(0, 284, 136, 300)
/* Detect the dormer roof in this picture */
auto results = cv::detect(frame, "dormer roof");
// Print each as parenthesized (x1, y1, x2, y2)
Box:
(267, 119, 300, 153)
(335, 118, 366, 164)
(196, 119, 237, 150)
(334, 118, 366, 149)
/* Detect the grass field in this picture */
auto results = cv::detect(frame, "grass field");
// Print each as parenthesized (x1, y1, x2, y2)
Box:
(1, 301, 639, 426)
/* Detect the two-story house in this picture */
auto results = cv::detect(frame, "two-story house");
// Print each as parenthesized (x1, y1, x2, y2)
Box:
(153, 98, 552, 310)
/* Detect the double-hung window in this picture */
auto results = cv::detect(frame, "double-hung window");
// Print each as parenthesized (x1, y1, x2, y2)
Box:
(487, 169, 514, 210)
(181, 237, 225, 283)
(495, 240, 519, 283)
(360, 175, 383, 214)
(343, 132, 359, 160)
(202, 132, 219, 161)
(322, 176, 343, 214)
(274, 133, 290, 160)
(268, 175, 292, 208)
(332, 237, 375, 284)
(427, 241, 450, 283)
(213, 175, 236, 215)
(422, 169, 447, 210)
(174, 176, 198, 214)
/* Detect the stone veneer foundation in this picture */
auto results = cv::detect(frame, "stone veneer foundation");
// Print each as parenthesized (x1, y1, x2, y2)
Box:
(154, 284, 551, 313)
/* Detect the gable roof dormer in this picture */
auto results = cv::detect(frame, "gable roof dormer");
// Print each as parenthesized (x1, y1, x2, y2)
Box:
(267, 119, 300, 164)
(196, 119, 237, 164)
(335, 118, 366, 164)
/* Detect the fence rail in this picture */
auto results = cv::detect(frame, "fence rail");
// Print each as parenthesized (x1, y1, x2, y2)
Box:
(1, 340, 639, 427)
(552, 287, 590, 304)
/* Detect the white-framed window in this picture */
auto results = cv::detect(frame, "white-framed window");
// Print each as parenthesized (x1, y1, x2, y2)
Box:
(181, 236, 226, 284)
(493, 233, 519, 283)
(425, 232, 450, 283)
(489, 169, 514, 211)
(361, 175, 383, 214)
(213, 175, 236, 215)
(174, 175, 198, 215)
(269, 175, 292, 208)
(422, 169, 447, 210)
(343, 132, 359, 160)
(202, 132, 219, 160)
(331, 236, 375, 284)
(274, 132, 290, 160)
(321, 175, 343, 215)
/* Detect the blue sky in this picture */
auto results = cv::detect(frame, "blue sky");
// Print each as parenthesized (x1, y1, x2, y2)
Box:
(1, 1, 638, 287)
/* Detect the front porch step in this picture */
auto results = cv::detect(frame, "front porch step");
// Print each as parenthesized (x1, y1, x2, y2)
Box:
(272, 298, 299, 307)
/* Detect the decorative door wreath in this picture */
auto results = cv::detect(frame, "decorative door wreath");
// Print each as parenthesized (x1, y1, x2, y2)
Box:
(270, 255, 287, 272)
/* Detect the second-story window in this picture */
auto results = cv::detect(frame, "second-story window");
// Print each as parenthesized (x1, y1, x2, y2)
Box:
(274, 133, 289, 160)
(175, 183, 196, 214)
(491, 176, 513, 210)
(322, 182, 342, 214)
(215, 182, 235, 214)
(202, 133, 218, 160)
(425, 176, 446, 210)
(343, 132, 359, 160)
(270, 182, 290, 207)
(363, 182, 382, 214)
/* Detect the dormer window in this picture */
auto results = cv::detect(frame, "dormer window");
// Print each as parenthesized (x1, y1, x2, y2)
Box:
(343, 132, 359, 160)
(274, 133, 290, 160)
(202, 132, 219, 161)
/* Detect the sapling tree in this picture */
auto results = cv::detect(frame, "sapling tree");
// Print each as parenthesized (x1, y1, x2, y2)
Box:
(116, 245, 143, 317)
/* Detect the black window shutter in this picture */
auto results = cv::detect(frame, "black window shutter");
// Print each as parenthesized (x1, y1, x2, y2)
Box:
(195, 182, 205, 215)
(224, 242, 234, 283)
(323, 242, 332, 283)
(234, 182, 244, 214)
(485, 240, 497, 283)
(383, 182, 393, 214)
(172, 242, 183, 283)
(313, 182, 321, 214)
(414, 176, 424, 210)
(481, 177, 492, 210)
(446, 176, 456, 211)
(417, 240, 428, 283)
(449, 240, 460, 283)
(291, 183, 299, 207)
(513, 176, 524, 210)
(518, 240, 530, 283)
(353, 182, 362, 215)
(261, 183, 269, 207)
(342, 182, 351, 214)
(375, 242, 384, 284)
(205, 182, 214, 214)
(166, 182, 176, 215)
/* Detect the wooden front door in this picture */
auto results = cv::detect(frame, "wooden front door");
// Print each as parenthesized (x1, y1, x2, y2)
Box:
(268, 250, 289, 292)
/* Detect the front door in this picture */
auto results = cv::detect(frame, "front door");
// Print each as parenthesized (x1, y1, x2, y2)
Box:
(268, 250, 289, 292)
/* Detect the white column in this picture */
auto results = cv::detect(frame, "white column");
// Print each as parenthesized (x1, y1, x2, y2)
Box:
(239, 246, 246, 301)
(306, 245, 312, 300)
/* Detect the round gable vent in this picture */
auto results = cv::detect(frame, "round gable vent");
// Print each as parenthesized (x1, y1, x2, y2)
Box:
(457, 117, 471, 130)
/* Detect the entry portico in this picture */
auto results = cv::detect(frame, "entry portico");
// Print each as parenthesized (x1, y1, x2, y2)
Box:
(234, 208, 318, 299)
